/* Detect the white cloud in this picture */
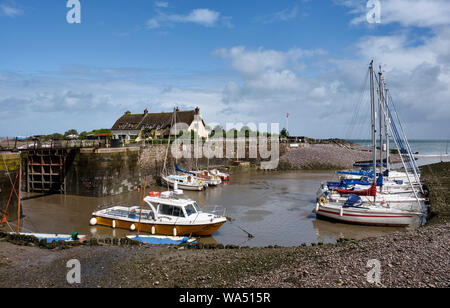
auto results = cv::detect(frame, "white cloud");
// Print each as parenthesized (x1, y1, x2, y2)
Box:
(0, 2, 23, 17)
(212, 25, 450, 138)
(146, 18, 160, 29)
(260, 6, 299, 23)
(336, 0, 450, 27)
(146, 8, 227, 29)
(0, 69, 226, 136)
(155, 1, 168, 8)
(176, 8, 220, 27)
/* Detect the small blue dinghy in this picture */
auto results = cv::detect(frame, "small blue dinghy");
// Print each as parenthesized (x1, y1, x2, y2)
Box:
(126, 235, 197, 245)
(17, 232, 87, 243)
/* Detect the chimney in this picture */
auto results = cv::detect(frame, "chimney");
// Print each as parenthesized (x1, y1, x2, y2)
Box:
(195, 106, 200, 115)
(175, 106, 180, 112)
(144, 108, 148, 115)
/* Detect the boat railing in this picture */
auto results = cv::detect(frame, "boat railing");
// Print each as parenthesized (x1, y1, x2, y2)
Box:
(202, 205, 227, 217)
(94, 201, 137, 212)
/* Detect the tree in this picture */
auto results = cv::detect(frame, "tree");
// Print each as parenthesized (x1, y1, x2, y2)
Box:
(64, 129, 79, 138)
(280, 128, 289, 138)
(78, 131, 88, 140)
(209, 125, 224, 138)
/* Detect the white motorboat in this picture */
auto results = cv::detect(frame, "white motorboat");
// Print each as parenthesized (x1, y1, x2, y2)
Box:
(91, 190, 227, 236)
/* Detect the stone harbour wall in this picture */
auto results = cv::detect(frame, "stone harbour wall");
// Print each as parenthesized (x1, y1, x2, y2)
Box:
(65, 147, 143, 197)
(0, 153, 21, 221)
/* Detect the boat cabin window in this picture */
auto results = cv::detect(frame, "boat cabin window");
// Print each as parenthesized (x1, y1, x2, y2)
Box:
(184, 203, 197, 216)
(158, 203, 185, 217)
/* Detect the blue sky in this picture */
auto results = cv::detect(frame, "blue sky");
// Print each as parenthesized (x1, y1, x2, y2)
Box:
(1, 0, 450, 139)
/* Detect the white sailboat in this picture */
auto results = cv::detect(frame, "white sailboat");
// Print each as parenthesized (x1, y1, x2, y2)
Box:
(159, 108, 206, 191)
(314, 61, 427, 227)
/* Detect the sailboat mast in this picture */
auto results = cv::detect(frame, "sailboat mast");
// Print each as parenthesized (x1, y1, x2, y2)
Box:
(378, 67, 384, 191)
(369, 61, 377, 188)
(385, 85, 390, 171)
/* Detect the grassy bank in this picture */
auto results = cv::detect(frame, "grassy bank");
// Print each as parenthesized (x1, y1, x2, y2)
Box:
(421, 162, 450, 224)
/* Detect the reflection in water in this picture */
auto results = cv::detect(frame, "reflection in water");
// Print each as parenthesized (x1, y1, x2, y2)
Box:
(311, 219, 405, 243)
(17, 169, 419, 247)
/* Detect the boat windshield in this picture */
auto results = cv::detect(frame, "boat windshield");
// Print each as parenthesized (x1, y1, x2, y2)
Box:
(184, 203, 197, 216)
(192, 202, 202, 213)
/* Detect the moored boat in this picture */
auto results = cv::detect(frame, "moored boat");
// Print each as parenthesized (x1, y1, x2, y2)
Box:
(161, 174, 206, 191)
(15, 232, 87, 243)
(191, 170, 222, 186)
(126, 235, 197, 245)
(314, 61, 426, 227)
(90, 191, 227, 236)
(314, 195, 423, 227)
(210, 169, 230, 181)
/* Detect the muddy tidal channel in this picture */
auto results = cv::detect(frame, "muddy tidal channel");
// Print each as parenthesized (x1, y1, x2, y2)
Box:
(18, 170, 409, 247)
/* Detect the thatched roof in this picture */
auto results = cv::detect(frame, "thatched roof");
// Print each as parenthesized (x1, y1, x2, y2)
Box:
(112, 108, 201, 131)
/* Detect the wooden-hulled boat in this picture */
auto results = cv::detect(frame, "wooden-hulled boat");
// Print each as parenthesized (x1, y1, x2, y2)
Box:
(90, 191, 227, 236)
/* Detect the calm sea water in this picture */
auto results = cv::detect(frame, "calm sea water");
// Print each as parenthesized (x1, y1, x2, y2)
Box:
(349, 139, 450, 156)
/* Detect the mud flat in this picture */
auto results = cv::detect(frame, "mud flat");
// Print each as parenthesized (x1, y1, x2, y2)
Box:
(0, 162, 448, 289)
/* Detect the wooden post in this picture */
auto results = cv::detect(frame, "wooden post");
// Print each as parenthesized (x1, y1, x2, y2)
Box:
(17, 164, 21, 233)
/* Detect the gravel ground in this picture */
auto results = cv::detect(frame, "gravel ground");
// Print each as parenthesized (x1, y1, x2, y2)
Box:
(0, 222, 448, 288)
(279, 144, 375, 170)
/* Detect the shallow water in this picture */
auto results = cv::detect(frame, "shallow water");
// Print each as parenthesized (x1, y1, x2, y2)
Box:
(15, 169, 416, 247)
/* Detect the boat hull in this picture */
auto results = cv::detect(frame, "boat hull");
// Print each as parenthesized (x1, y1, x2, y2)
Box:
(16, 233, 87, 243)
(161, 177, 205, 191)
(314, 204, 421, 227)
(93, 216, 226, 236)
(126, 235, 197, 245)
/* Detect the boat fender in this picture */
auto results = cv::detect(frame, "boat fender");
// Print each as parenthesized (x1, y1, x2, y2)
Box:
(315, 203, 319, 213)
(90, 217, 97, 226)
(130, 224, 136, 231)
(340, 207, 344, 217)
(151, 226, 156, 235)
(173, 227, 177, 236)
(112, 220, 116, 229)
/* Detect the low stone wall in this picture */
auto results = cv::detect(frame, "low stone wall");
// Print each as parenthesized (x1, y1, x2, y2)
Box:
(138, 141, 287, 174)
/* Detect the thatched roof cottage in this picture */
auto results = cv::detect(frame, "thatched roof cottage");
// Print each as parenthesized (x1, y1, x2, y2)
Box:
(111, 107, 208, 143)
